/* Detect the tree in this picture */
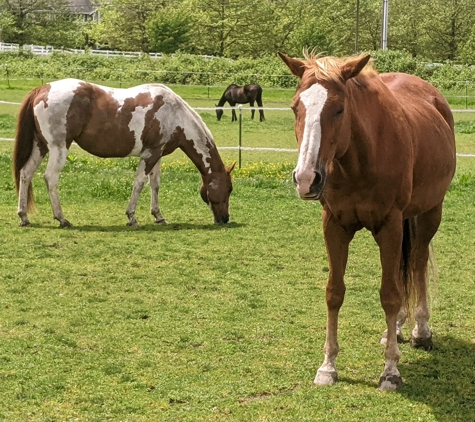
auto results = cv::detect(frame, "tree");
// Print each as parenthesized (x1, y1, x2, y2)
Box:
(91, 0, 167, 52)
(0, 0, 85, 47)
(147, 7, 192, 54)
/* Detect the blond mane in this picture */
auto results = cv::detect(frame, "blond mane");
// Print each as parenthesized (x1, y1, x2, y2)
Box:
(302, 50, 376, 81)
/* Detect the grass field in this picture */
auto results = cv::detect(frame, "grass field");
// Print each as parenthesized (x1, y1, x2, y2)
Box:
(0, 81, 475, 421)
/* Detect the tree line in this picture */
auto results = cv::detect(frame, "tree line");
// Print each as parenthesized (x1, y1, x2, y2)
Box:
(1, 0, 475, 64)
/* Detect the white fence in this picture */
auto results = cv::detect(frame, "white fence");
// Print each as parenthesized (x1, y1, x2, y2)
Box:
(0, 42, 163, 59)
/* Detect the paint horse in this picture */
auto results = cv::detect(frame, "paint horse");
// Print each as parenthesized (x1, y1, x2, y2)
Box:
(279, 52, 456, 390)
(13, 79, 234, 228)
(215, 84, 265, 122)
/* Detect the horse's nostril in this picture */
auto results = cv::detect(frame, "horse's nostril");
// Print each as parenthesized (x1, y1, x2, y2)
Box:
(313, 171, 322, 187)
(292, 170, 297, 185)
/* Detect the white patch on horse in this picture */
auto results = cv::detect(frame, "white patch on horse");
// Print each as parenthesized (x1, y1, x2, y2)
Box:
(152, 86, 213, 173)
(296, 84, 328, 174)
(34, 79, 82, 147)
(127, 104, 154, 156)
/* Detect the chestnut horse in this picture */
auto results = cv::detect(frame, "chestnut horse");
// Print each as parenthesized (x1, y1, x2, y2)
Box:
(215, 83, 265, 122)
(279, 52, 456, 390)
(13, 79, 234, 227)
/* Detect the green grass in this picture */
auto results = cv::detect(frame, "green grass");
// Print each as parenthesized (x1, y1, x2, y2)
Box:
(0, 146, 475, 421)
(0, 81, 475, 421)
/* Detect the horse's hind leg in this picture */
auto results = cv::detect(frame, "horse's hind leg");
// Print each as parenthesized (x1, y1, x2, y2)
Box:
(257, 99, 265, 121)
(250, 101, 255, 120)
(17, 142, 45, 226)
(410, 204, 443, 350)
(380, 307, 407, 345)
(149, 158, 167, 224)
(44, 146, 71, 228)
(125, 159, 148, 227)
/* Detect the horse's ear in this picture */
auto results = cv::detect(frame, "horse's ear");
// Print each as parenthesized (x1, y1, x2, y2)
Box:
(227, 162, 236, 173)
(278, 52, 306, 79)
(340, 54, 371, 81)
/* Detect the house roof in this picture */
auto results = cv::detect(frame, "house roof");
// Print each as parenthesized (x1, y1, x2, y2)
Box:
(66, 0, 97, 14)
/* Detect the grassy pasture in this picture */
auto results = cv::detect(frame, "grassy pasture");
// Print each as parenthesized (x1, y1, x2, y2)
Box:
(0, 82, 475, 421)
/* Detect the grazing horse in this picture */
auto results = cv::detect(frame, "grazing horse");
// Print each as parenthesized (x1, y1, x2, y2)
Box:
(215, 84, 265, 122)
(279, 51, 456, 390)
(13, 79, 234, 228)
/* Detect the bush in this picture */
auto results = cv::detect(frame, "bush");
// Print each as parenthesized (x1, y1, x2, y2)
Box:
(1, 49, 475, 89)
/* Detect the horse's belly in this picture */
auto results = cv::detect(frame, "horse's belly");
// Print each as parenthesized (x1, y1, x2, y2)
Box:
(75, 124, 137, 158)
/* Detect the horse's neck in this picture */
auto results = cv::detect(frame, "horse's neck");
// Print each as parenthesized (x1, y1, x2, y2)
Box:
(217, 94, 227, 107)
(336, 77, 388, 170)
(180, 134, 224, 176)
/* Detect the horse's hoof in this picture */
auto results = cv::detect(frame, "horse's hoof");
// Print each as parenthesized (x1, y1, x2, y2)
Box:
(154, 218, 168, 225)
(378, 374, 402, 391)
(411, 334, 433, 351)
(19, 220, 31, 227)
(314, 370, 338, 386)
(127, 220, 140, 228)
(60, 220, 72, 228)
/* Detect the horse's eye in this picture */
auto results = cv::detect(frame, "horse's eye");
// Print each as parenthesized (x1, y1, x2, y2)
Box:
(335, 108, 344, 116)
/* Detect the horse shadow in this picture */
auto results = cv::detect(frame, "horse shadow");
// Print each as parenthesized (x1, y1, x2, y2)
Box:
(32, 221, 246, 232)
(340, 335, 475, 418)
(397, 335, 475, 419)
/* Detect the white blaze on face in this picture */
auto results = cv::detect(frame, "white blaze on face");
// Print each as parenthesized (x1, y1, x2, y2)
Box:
(294, 83, 328, 189)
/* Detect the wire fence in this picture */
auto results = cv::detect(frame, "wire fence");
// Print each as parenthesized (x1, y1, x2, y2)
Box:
(1, 100, 474, 166)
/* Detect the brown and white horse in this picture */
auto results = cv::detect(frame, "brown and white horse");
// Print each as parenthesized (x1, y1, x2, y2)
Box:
(13, 79, 234, 227)
(279, 52, 456, 390)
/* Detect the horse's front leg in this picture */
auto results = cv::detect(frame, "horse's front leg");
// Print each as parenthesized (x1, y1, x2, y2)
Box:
(126, 159, 148, 227)
(44, 146, 72, 228)
(373, 210, 404, 390)
(250, 101, 255, 120)
(148, 158, 167, 224)
(230, 103, 237, 121)
(315, 208, 354, 386)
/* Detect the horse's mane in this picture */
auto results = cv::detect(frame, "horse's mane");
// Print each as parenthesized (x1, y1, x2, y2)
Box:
(302, 50, 376, 82)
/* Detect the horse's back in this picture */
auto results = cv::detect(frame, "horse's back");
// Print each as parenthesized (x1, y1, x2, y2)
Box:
(32, 79, 190, 158)
(381, 73, 454, 129)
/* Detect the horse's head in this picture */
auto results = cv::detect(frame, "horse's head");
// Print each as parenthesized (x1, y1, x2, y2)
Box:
(216, 105, 224, 121)
(200, 163, 235, 223)
(278, 51, 371, 200)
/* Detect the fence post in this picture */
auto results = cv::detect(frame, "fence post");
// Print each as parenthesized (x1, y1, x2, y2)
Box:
(238, 105, 242, 169)
(5, 64, 10, 88)
(207, 72, 210, 99)
(466, 81, 468, 109)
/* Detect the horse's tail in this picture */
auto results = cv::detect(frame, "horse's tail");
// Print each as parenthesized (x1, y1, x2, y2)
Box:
(400, 218, 416, 317)
(13, 87, 40, 212)
(400, 217, 437, 320)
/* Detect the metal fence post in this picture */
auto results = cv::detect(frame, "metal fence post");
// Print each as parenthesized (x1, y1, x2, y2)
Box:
(238, 105, 243, 169)
(5, 64, 10, 88)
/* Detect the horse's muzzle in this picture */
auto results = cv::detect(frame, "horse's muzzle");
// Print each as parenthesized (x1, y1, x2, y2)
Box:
(214, 214, 229, 224)
(293, 168, 326, 200)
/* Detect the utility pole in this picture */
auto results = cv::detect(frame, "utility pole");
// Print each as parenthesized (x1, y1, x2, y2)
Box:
(381, 0, 389, 50)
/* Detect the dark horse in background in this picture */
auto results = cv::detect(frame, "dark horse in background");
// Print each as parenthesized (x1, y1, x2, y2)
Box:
(216, 84, 265, 122)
